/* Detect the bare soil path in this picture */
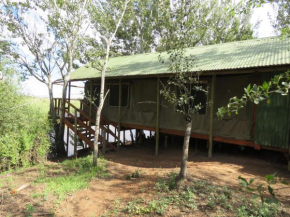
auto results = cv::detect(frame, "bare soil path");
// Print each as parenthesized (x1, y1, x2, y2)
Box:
(1, 143, 289, 217)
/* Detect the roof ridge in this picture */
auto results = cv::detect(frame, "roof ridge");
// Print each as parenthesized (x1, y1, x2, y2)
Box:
(114, 36, 281, 58)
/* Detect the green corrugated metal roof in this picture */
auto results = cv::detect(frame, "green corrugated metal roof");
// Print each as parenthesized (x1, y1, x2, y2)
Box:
(70, 36, 290, 81)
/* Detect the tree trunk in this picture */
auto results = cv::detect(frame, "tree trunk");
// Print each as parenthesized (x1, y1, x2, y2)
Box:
(47, 82, 56, 123)
(92, 0, 129, 167)
(180, 119, 192, 180)
(56, 78, 68, 156)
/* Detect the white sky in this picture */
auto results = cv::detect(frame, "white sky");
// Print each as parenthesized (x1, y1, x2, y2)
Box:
(20, 4, 277, 98)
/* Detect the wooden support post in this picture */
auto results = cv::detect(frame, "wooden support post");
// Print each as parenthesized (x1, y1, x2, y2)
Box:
(107, 125, 109, 141)
(130, 129, 135, 145)
(66, 82, 72, 147)
(288, 148, 290, 171)
(68, 82, 71, 112)
(102, 129, 106, 155)
(150, 131, 152, 139)
(123, 130, 126, 145)
(117, 79, 122, 149)
(155, 78, 160, 156)
(165, 135, 168, 148)
(114, 127, 117, 143)
(74, 109, 78, 158)
(208, 73, 216, 158)
(89, 81, 93, 126)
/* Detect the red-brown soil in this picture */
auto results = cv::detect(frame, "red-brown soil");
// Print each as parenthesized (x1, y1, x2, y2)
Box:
(1, 141, 290, 217)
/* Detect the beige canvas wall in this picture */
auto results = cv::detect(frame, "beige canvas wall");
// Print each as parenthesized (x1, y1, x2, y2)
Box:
(86, 73, 254, 140)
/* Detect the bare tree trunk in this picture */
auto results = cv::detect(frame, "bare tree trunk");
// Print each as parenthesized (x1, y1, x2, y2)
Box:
(92, 0, 129, 167)
(93, 42, 109, 167)
(48, 82, 56, 123)
(56, 78, 68, 156)
(180, 119, 192, 180)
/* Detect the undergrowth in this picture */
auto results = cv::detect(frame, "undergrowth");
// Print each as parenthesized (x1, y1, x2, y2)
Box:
(104, 172, 281, 217)
(0, 64, 51, 171)
(34, 155, 107, 203)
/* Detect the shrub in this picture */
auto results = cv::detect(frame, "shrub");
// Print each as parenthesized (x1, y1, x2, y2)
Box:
(0, 63, 51, 171)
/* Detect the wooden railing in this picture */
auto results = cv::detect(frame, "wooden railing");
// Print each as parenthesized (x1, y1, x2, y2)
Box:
(53, 98, 117, 153)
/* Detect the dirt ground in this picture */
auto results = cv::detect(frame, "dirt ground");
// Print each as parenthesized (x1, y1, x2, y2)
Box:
(1, 140, 290, 217)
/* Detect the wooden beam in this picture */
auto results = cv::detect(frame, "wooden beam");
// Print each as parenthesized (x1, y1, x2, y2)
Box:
(155, 78, 160, 156)
(117, 79, 122, 149)
(208, 73, 216, 158)
(74, 109, 78, 158)
(89, 81, 93, 126)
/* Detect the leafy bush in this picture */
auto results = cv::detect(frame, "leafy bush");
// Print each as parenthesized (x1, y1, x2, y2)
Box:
(0, 63, 51, 170)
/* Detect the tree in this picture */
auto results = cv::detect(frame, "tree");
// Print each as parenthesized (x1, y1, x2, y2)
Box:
(87, 0, 130, 166)
(41, 0, 90, 153)
(0, 0, 59, 122)
(101, 0, 256, 56)
(270, 0, 290, 35)
(160, 50, 207, 180)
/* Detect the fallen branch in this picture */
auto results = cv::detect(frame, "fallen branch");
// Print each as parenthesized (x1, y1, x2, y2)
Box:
(11, 183, 30, 194)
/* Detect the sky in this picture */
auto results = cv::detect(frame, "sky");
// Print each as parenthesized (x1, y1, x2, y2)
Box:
(20, 3, 277, 99)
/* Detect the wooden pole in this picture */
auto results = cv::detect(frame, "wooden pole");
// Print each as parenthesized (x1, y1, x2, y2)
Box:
(155, 78, 160, 156)
(114, 127, 117, 143)
(117, 79, 122, 149)
(208, 73, 216, 158)
(74, 109, 78, 158)
(89, 81, 93, 126)
(66, 82, 71, 147)
(123, 130, 126, 145)
(130, 129, 135, 145)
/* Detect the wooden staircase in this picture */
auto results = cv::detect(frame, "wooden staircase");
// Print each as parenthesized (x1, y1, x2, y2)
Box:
(55, 98, 118, 153)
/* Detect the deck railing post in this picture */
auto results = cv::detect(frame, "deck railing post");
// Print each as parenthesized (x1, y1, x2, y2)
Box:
(155, 78, 160, 156)
(74, 109, 78, 158)
(117, 79, 122, 150)
(89, 81, 93, 126)
(208, 73, 216, 158)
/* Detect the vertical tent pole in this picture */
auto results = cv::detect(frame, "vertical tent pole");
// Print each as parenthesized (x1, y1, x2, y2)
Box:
(117, 79, 122, 149)
(66, 82, 71, 146)
(155, 78, 160, 156)
(89, 81, 93, 124)
(74, 109, 78, 158)
(208, 73, 216, 158)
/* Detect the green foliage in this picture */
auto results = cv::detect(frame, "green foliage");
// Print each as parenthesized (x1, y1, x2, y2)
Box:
(160, 50, 208, 121)
(125, 169, 141, 180)
(0, 63, 51, 171)
(35, 155, 107, 202)
(26, 203, 35, 215)
(238, 173, 289, 206)
(217, 71, 290, 119)
(236, 200, 279, 217)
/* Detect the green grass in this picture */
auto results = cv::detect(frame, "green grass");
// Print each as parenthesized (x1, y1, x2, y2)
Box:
(106, 172, 281, 217)
(34, 155, 107, 203)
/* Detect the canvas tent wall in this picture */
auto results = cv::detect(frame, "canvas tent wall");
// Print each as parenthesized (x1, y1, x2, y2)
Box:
(70, 36, 290, 151)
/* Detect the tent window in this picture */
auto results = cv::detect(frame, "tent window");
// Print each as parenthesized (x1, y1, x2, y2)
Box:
(108, 84, 130, 107)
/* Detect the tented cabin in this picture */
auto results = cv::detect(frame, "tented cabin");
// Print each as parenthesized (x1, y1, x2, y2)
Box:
(55, 37, 290, 159)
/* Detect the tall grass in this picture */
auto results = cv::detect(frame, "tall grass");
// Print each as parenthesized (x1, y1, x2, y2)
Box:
(0, 67, 52, 171)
